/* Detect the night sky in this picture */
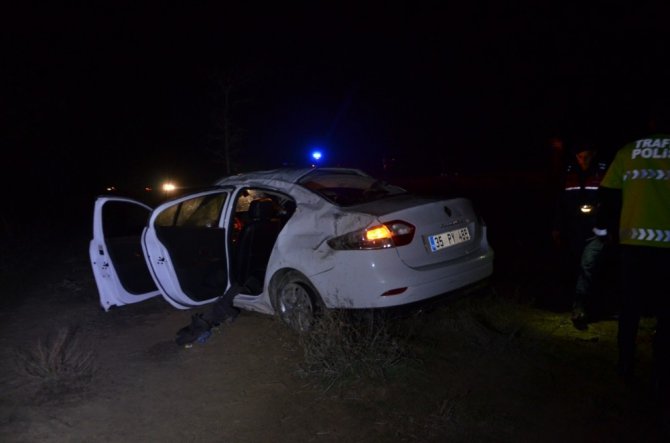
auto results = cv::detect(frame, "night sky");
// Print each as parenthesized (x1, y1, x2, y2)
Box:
(3, 3, 670, 224)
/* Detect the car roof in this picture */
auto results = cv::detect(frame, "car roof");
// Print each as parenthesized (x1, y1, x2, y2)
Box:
(213, 167, 369, 186)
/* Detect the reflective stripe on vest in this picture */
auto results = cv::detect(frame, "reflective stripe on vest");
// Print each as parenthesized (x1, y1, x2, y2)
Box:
(623, 169, 670, 180)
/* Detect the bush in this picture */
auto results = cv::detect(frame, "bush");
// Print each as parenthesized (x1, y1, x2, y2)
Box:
(13, 326, 97, 403)
(295, 309, 412, 388)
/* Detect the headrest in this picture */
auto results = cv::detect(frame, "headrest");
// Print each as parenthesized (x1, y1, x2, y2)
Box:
(249, 199, 274, 221)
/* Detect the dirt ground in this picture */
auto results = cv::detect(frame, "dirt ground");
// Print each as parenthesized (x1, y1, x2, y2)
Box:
(0, 186, 668, 442)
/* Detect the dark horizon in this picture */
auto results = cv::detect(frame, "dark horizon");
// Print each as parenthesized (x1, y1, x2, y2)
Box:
(3, 3, 670, 209)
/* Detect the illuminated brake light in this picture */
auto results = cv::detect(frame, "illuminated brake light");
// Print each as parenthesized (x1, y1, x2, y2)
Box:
(327, 220, 415, 250)
(366, 225, 392, 241)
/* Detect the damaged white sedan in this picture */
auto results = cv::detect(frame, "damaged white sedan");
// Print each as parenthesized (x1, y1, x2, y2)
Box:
(89, 167, 494, 331)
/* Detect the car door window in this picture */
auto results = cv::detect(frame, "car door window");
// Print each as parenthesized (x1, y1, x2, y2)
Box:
(155, 193, 226, 228)
(178, 194, 224, 227)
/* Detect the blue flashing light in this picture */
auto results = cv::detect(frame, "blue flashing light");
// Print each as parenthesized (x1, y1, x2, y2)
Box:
(311, 150, 323, 161)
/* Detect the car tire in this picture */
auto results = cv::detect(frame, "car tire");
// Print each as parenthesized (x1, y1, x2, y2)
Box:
(273, 271, 323, 332)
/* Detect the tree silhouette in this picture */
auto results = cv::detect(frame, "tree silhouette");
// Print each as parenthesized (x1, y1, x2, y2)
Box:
(206, 65, 254, 175)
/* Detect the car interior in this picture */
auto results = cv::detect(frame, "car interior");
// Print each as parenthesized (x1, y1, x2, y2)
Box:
(229, 190, 296, 295)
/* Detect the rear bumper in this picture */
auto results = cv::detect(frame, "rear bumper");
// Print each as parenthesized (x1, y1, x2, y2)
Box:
(310, 247, 494, 309)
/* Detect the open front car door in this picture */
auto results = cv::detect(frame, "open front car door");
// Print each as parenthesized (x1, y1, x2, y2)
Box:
(89, 197, 161, 311)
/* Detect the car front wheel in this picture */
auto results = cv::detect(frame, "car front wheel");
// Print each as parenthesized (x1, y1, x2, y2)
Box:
(274, 272, 322, 332)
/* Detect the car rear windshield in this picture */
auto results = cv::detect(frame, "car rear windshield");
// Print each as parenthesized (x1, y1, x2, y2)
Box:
(298, 170, 406, 206)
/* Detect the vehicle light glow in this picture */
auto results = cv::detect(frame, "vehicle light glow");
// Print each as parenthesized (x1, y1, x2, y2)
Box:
(162, 182, 177, 192)
(366, 225, 392, 241)
(327, 220, 415, 250)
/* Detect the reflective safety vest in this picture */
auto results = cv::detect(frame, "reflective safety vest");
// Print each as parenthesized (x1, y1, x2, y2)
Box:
(554, 160, 608, 241)
(601, 133, 670, 248)
(563, 161, 608, 192)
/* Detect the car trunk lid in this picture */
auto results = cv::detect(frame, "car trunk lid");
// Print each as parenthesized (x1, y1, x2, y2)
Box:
(353, 195, 482, 268)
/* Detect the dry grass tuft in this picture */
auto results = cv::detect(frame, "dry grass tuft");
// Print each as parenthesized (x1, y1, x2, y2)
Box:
(13, 326, 97, 403)
(295, 309, 413, 388)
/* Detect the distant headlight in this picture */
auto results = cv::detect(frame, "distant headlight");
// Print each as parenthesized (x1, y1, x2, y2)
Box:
(328, 220, 415, 250)
(162, 182, 177, 192)
(580, 204, 593, 214)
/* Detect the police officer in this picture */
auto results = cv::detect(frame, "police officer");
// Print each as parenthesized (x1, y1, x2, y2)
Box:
(594, 112, 670, 411)
(552, 142, 608, 323)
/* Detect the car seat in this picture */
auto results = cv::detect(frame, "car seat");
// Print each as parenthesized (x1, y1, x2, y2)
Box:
(234, 198, 282, 294)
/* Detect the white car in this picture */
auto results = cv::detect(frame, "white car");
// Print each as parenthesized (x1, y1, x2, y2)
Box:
(89, 167, 494, 331)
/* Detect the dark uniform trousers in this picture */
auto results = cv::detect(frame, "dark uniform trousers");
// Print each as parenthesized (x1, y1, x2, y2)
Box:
(618, 244, 670, 400)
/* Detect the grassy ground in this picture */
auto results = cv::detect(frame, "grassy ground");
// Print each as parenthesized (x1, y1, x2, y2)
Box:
(0, 243, 666, 442)
(1, 178, 667, 441)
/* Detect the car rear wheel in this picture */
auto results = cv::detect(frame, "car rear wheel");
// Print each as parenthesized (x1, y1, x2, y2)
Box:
(274, 271, 322, 332)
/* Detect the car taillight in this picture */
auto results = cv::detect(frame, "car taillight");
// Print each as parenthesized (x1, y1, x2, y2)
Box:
(327, 220, 415, 250)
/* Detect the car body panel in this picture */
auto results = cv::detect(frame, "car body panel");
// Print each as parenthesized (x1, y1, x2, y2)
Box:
(90, 167, 495, 318)
(349, 195, 481, 268)
(308, 230, 493, 308)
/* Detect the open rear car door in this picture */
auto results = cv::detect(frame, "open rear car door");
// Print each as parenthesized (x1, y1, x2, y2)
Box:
(141, 190, 231, 309)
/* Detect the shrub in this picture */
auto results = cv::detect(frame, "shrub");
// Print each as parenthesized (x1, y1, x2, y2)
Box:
(13, 326, 97, 402)
(295, 309, 412, 388)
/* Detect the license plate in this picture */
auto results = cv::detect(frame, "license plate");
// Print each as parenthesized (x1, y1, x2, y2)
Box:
(428, 227, 470, 252)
